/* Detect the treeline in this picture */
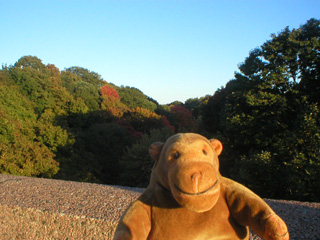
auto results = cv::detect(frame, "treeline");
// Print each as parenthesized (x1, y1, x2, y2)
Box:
(0, 56, 199, 185)
(0, 18, 319, 202)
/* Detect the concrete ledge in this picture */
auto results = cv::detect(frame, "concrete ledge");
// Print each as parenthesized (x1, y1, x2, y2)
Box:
(0, 174, 319, 239)
(0, 204, 115, 239)
(0, 174, 142, 240)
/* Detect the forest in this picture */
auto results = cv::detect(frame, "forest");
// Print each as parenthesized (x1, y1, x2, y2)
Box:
(0, 19, 319, 202)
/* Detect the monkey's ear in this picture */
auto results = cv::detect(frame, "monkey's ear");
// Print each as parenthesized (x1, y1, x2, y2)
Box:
(209, 139, 223, 156)
(149, 142, 164, 161)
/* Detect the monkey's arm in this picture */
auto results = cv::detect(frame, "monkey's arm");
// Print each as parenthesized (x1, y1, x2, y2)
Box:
(223, 177, 289, 240)
(113, 200, 151, 240)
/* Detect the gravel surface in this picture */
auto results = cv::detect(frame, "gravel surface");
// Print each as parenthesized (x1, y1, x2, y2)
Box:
(0, 174, 319, 239)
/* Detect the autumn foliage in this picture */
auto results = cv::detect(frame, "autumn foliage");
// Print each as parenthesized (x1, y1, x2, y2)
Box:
(170, 105, 196, 132)
(100, 84, 128, 117)
(100, 84, 119, 100)
(0, 18, 319, 202)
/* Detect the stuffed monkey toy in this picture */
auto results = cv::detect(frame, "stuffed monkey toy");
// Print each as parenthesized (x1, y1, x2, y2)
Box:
(114, 133, 289, 240)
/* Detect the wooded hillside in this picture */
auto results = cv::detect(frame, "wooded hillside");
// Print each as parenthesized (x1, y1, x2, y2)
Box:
(0, 18, 319, 202)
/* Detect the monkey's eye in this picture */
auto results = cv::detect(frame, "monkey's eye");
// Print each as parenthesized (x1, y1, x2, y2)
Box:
(203, 149, 208, 155)
(173, 152, 180, 159)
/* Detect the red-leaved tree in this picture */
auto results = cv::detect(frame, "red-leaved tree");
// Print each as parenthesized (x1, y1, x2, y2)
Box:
(171, 105, 196, 132)
(100, 84, 129, 117)
(100, 84, 119, 101)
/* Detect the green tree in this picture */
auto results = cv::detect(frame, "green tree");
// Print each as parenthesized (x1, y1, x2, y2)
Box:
(65, 66, 104, 88)
(14, 56, 46, 71)
(120, 127, 173, 187)
(9, 58, 86, 116)
(185, 97, 209, 119)
(283, 100, 320, 201)
(72, 81, 100, 110)
(79, 122, 133, 184)
(155, 104, 176, 129)
(202, 18, 320, 201)
(8, 65, 53, 113)
(61, 70, 100, 111)
(0, 72, 59, 177)
(117, 86, 157, 112)
(122, 107, 165, 135)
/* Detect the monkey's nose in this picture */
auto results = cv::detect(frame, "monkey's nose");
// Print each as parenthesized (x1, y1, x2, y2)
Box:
(191, 173, 202, 193)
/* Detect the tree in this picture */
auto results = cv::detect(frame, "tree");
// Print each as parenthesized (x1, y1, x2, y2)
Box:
(8, 65, 53, 113)
(117, 86, 157, 112)
(155, 104, 176, 130)
(262, 18, 320, 102)
(120, 127, 173, 187)
(72, 81, 100, 110)
(14, 56, 46, 71)
(61, 67, 105, 111)
(0, 72, 59, 177)
(185, 97, 207, 119)
(100, 84, 129, 117)
(65, 67, 104, 88)
(122, 107, 165, 134)
(296, 18, 320, 103)
(283, 100, 320, 201)
(170, 105, 196, 132)
(202, 18, 320, 201)
(100, 84, 119, 100)
(79, 122, 133, 184)
(9, 57, 86, 116)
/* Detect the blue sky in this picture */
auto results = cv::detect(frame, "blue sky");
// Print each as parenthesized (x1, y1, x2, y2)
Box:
(1, 1, 319, 104)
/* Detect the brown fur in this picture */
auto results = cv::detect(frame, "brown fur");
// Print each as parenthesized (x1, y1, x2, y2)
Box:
(114, 133, 289, 240)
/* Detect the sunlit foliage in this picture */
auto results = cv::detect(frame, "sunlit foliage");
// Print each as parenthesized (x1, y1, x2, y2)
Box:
(0, 18, 318, 201)
(202, 18, 320, 201)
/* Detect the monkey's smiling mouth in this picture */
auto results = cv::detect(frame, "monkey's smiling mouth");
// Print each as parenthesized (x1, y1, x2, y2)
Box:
(174, 180, 219, 196)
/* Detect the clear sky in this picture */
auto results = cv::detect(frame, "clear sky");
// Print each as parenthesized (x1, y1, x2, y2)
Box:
(1, 0, 319, 104)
